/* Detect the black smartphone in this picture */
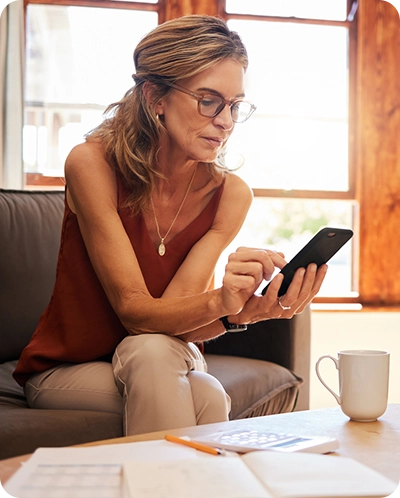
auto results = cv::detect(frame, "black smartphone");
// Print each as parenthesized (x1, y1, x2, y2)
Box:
(261, 227, 354, 297)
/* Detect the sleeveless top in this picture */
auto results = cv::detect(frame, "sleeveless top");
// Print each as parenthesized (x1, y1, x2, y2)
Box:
(13, 173, 225, 386)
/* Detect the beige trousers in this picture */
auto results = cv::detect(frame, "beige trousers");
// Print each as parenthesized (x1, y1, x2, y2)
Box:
(25, 334, 231, 435)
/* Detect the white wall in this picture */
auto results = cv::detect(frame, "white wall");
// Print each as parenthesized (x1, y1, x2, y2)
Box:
(310, 311, 400, 410)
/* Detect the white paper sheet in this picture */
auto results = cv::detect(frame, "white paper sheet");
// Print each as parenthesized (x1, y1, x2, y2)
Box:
(2, 440, 207, 498)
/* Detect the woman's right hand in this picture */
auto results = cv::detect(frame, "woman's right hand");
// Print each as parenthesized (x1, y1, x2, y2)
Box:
(220, 247, 287, 316)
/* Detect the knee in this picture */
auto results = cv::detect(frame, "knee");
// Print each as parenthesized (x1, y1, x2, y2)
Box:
(189, 371, 231, 423)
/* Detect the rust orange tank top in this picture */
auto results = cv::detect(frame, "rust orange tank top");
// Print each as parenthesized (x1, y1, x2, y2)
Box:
(13, 173, 225, 386)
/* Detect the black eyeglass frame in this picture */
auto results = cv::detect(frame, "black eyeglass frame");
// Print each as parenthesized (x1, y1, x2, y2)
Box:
(163, 81, 257, 123)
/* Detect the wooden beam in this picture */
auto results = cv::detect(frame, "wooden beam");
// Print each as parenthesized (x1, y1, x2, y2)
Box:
(357, 0, 400, 305)
(164, 0, 219, 18)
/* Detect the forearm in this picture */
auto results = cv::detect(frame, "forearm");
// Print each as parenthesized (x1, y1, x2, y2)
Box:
(118, 288, 229, 336)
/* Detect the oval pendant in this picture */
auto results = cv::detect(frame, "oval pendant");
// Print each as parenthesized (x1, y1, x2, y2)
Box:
(158, 243, 166, 256)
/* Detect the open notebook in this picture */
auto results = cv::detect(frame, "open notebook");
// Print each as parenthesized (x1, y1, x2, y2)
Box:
(123, 451, 397, 498)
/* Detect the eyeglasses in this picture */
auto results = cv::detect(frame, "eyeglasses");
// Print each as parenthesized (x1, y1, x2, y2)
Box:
(163, 81, 257, 124)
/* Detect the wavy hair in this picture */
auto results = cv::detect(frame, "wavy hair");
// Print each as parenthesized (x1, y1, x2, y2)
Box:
(86, 15, 248, 212)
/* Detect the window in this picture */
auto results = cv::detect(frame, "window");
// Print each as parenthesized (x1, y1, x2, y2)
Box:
(23, 2, 158, 185)
(21, 0, 400, 307)
(214, 0, 358, 302)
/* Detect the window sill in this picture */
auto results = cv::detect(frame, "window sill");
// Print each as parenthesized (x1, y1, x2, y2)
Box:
(311, 303, 400, 312)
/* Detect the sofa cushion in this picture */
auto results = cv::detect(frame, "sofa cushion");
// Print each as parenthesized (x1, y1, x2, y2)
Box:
(0, 360, 28, 408)
(0, 361, 123, 460)
(0, 405, 123, 460)
(205, 354, 302, 420)
(0, 189, 65, 362)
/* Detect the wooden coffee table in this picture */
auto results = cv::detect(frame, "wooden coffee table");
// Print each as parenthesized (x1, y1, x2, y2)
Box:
(1, 405, 399, 486)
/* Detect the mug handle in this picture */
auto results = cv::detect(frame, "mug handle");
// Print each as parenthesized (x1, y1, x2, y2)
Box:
(315, 355, 341, 405)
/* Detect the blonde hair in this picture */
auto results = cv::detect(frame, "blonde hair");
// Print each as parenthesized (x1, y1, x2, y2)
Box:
(87, 15, 248, 212)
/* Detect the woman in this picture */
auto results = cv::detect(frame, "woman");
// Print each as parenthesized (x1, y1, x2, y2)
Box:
(14, 15, 327, 435)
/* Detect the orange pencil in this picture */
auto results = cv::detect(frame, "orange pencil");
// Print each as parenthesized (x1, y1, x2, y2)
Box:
(165, 434, 224, 455)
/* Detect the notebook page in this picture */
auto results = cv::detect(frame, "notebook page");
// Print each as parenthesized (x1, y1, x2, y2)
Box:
(123, 456, 273, 498)
(243, 451, 397, 498)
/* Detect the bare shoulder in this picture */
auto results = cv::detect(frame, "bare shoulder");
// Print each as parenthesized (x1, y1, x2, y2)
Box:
(65, 141, 110, 176)
(212, 172, 253, 238)
(64, 141, 117, 213)
(221, 171, 253, 210)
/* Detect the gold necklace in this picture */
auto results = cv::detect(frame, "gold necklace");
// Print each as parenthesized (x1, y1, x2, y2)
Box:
(150, 166, 197, 256)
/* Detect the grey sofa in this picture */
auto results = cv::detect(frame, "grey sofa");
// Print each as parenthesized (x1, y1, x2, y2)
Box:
(0, 188, 311, 460)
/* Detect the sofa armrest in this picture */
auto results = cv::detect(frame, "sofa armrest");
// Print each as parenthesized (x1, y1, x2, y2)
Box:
(204, 306, 311, 410)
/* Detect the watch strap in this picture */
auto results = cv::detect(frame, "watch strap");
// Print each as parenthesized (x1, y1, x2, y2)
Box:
(219, 315, 248, 333)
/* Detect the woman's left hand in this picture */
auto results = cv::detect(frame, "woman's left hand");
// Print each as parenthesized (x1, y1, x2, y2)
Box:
(227, 262, 328, 324)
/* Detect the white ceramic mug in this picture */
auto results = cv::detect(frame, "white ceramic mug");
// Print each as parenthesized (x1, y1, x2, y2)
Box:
(315, 350, 390, 422)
